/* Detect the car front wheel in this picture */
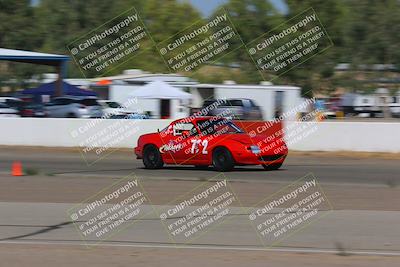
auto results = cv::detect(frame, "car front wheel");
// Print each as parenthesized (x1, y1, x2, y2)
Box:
(212, 147, 234, 172)
(143, 145, 164, 169)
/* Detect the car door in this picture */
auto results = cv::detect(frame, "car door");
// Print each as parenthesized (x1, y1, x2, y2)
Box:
(46, 98, 63, 117)
(80, 98, 102, 118)
(160, 122, 199, 165)
(184, 120, 213, 164)
(61, 98, 76, 117)
(56, 98, 72, 117)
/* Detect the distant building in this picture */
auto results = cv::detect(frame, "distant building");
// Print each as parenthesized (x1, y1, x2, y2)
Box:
(91, 69, 197, 119)
(334, 63, 398, 72)
(23, 69, 304, 120)
(189, 80, 302, 121)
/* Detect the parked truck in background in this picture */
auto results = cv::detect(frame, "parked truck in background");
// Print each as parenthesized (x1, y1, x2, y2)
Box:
(201, 98, 263, 120)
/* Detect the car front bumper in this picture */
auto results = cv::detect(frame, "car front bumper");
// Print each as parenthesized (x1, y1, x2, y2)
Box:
(231, 147, 287, 165)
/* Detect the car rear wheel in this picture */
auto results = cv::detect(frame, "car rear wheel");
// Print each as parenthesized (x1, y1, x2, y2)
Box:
(212, 147, 234, 172)
(262, 162, 282, 171)
(143, 145, 164, 169)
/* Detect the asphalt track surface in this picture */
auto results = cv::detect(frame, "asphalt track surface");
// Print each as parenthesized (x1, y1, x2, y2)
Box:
(0, 147, 399, 185)
(0, 147, 399, 266)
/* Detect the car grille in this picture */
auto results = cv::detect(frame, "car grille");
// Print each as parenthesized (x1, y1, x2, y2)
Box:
(258, 154, 285, 161)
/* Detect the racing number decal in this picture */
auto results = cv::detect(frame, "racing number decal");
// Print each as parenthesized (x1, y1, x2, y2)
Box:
(201, 140, 208, 154)
(190, 139, 208, 154)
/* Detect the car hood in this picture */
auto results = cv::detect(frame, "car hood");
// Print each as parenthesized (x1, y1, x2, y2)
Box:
(225, 133, 271, 145)
(0, 108, 18, 114)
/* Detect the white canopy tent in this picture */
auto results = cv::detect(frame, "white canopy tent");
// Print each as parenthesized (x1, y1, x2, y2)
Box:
(128, 80, 191, 119)
(129, 80, 191, 99)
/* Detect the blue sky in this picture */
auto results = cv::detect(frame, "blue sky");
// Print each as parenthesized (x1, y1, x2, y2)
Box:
(187, 0, 288, 16)
(32, 0, 288, 15)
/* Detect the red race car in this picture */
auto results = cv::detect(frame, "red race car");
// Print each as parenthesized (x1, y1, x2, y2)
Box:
(134, 117, 287, 171)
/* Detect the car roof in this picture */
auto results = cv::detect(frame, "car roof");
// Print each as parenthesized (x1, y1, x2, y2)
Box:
(0, 97, 22, 101)
(173, 116, 226, 124)
(53, 95, 97, 100)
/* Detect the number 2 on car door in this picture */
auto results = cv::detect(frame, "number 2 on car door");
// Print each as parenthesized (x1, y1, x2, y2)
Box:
(190, 139, 208, 154)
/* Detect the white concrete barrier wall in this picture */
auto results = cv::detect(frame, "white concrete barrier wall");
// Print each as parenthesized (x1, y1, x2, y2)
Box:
(0, 118, 399, 152)
(0, 118, 173, 148)
(284, 121, 400, 153)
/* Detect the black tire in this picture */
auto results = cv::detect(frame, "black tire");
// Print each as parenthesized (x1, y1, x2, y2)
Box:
(212, 147, 234, 172)
(262, 162, 282, 171)
(67, 113, 76, 118)
(143, 145, 164, 169)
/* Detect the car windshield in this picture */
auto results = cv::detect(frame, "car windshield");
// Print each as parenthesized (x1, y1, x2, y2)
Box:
(6, 100, 24, 108)
(106, 101, 123, 108)
(197, 118, 244, 135)
(226, 100, 243, 106)
(79, 99, 99, 106)
(25, 103, 43, 109)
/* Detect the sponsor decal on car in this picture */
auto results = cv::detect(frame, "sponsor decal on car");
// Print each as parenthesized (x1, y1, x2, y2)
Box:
(159, 142, 184, 153)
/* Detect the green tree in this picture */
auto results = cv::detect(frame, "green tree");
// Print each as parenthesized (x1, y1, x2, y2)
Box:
(0, 0, 45, 91)
(283, 0, 349, 95)
(344, 0, 400, 65)
(0, 0, 38, 49)
(31, 0, 202, 77)
(115, 0, 203, 75)
(210, 0, 285, 83)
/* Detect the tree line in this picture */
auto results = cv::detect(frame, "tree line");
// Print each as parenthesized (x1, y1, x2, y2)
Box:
(1, 0, 400, 95)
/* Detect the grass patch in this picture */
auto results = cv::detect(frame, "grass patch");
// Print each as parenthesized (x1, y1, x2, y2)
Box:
(199, 176, 209, 182)
(385, 179, 397, 188)
(335, 242, 350, 256)
(24, 167, 39, 176)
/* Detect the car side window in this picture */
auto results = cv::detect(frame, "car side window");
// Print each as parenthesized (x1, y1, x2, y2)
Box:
(51, 98, 71, 105)
(248, 99, 257, 107)
(63, 98, 74, 105)
(173, 123, 197, 137)
(51, 99, 63, 105)
(227, 100, 243, 106)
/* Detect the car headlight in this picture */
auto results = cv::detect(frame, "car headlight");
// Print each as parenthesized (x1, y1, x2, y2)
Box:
(249, 145, 261, 154)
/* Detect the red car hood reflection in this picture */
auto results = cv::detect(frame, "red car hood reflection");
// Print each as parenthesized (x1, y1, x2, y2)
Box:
(224, 134, 271, 145)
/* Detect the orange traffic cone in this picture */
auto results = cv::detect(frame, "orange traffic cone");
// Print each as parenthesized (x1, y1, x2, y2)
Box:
(12, 161, 23, 176)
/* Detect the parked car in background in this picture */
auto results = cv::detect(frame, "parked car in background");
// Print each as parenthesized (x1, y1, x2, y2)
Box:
(0, 97, 23, 106)
(0, 103, 20, 117)
(45, 96, 103, 118)
(202, 98, 263, 120)
(390, 103, 400, 118)
(0, 97, 25, 115)
(353, 96, 383, 118)
(98, 100, 134, 117)
(20, 103, 48, 117)
(109, 113, 149, 119)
